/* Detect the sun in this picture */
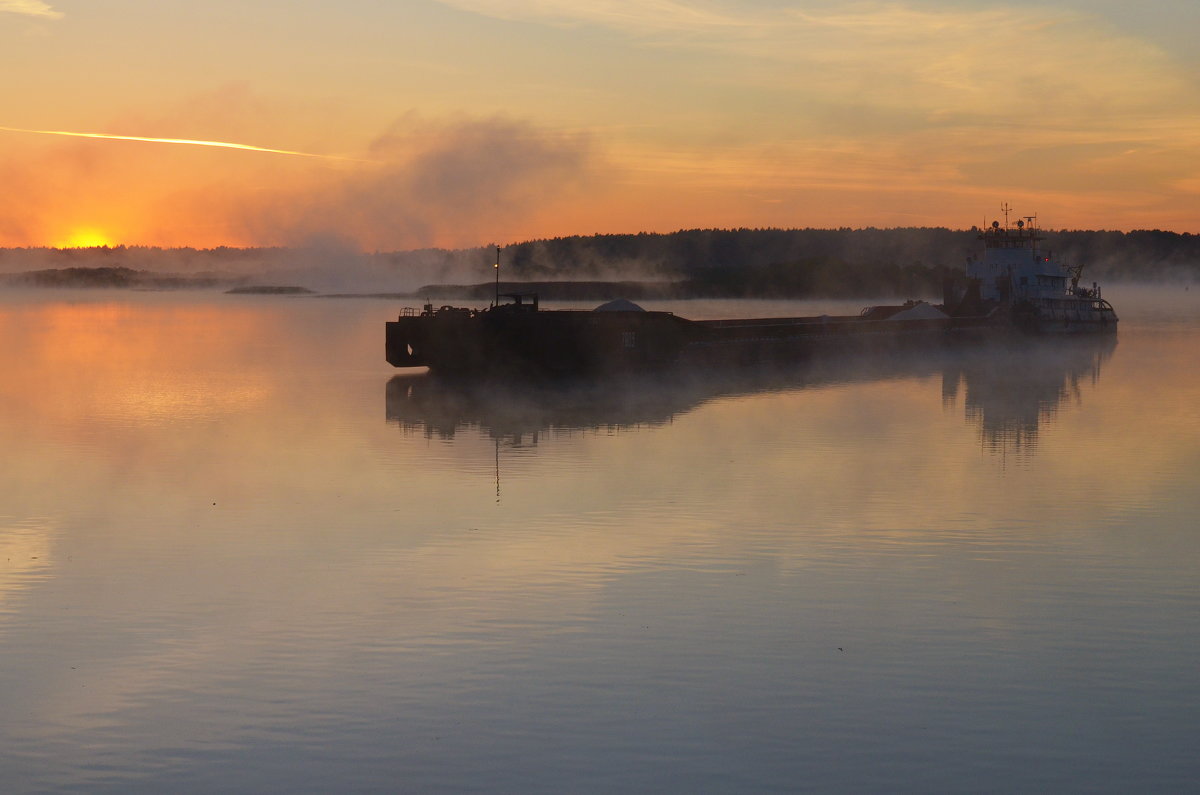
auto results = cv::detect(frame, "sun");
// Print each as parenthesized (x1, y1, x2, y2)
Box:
(55, 228, 115, 248)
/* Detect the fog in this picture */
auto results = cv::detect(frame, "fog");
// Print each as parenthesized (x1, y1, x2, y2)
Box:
(1, 226, 1197, 298)
(230, 114, 593, 254)
(0, 242, 499, 295)
(1, 284, 1197, 793)
(0, 102, 595, 261)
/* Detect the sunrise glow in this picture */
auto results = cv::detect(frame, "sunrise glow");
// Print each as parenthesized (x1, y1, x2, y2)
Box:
(54, 228, 114, 249)
(2, 1, 1198, 249)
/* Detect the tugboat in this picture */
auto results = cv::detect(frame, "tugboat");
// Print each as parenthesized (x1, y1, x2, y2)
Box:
(952, 207, 1118, 333)
(386, 211, 1117, 376)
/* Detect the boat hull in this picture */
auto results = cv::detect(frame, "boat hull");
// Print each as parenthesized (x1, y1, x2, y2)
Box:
(387, 308, 695, 376)
(1011, 298, 1119, 335)
(384, 305, 1064, 377)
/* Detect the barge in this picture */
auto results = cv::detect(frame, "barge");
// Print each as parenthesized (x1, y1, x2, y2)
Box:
(386, 213, 1117, 376)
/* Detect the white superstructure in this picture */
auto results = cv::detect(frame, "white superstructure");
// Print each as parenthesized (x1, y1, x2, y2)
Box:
(965, 210, 1116, 333)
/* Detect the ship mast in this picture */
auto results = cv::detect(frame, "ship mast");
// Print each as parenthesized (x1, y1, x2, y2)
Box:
(493, 244, 500, 308)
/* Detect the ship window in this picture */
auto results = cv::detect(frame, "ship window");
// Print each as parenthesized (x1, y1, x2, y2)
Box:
(623, 331, 637, 349)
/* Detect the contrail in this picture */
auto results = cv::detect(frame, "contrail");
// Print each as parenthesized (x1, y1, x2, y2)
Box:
(0, 125, 370, 162)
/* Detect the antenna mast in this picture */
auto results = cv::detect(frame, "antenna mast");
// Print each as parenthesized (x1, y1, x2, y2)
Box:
(494, 244, 500, 308)
(1000, 202, 1012, 230)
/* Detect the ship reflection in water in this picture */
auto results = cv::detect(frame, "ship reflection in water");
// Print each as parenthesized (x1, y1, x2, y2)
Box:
(944, 335, 1116, 456)
(387, 335, 1116, 459)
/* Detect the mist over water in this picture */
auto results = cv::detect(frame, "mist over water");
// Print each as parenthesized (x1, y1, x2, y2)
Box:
(0, 285, 1197, 792)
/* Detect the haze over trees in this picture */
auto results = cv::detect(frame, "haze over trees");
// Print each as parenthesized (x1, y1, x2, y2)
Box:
(416, 227, 1200, 297)
(2, 228, 1196, 297)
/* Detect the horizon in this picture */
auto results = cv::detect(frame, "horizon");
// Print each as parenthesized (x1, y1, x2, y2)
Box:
(5, 1, 1200, 250)
(3, 222, 1196, 257)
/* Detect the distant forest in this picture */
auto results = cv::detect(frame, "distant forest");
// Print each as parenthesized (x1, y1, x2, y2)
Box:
(2, 227, 1197, 297)
(462, 227, 1200, 297)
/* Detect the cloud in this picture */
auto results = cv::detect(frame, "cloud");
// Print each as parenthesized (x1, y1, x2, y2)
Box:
(774, 5, 1194, 122)
(227, 113, 596, 250)
(434, 0, 747, 33)
(434, 1, 1198, 227)
(0, 77, 598, 250)
(437, 1, 1198, 125)
(0, 0, 62, 18)
(0, 125, 366, 161)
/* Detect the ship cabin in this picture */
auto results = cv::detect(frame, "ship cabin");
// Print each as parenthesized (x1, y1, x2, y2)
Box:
(967, 217, 1083, 303)
(964, 215, 1116, 331)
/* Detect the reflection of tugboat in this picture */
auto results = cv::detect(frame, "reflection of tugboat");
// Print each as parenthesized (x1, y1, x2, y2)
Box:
(952, 207, 1118, 333)
(942, 334, 1117, 456)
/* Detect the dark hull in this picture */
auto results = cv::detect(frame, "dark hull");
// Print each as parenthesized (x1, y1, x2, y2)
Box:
(383, 303, 1103, 377)
(386, 308, 696, 376)
(1011, 299, 1120, 335)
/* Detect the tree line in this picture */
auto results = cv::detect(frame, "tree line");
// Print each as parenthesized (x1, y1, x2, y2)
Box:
(461, 227, 1197, 297)
(4, 227, 1197, 297)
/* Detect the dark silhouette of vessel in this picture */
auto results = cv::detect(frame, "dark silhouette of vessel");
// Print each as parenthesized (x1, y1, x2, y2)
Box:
(385, 211, 1116, 377)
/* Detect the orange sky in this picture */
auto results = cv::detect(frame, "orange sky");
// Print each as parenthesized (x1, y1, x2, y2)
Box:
(3, 0, 1199, 250)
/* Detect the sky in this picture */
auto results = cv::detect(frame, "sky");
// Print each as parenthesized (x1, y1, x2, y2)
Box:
(3, 0, 1199, 250)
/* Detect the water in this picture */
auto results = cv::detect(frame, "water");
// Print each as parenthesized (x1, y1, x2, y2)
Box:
(1, 287, 1198, 792)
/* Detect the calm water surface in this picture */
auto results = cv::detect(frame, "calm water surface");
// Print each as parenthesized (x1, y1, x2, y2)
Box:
(1, 287, 1198, 792)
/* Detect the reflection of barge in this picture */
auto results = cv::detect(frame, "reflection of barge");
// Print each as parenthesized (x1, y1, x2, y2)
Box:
(386, 213, 1117, 376)
(386, 335, 1117, 444)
